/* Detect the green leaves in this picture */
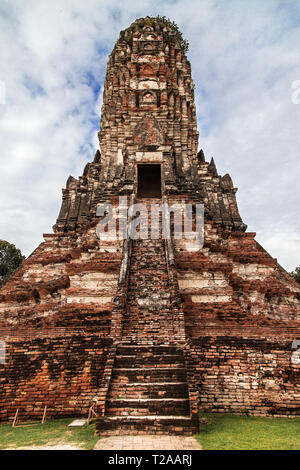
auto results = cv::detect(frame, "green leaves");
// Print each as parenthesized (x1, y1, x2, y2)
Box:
(0, 240, 25, 288)
(155, 15, 189, 54)
(117, 16, 189, 55)
(290, 266, 300, 284)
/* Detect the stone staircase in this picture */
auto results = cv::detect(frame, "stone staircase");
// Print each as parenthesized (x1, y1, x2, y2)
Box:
(122, 238, 177, 344)
(121, 197, 184, 344)
(97, 344, 198, 435)
(96, 197, 198, 435)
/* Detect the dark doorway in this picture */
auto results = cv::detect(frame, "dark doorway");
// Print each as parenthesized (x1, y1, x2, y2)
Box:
(137, 164, 162, 198)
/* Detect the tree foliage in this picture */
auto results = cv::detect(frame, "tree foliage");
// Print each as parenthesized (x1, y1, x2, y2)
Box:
(0, 240, 25, 288)
(290, 266, 300, 285)
(118, 16, 189, 55)
(155, 15, 189, 54)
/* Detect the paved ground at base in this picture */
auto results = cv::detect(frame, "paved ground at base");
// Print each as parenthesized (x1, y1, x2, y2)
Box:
(94, 435, 202, 450)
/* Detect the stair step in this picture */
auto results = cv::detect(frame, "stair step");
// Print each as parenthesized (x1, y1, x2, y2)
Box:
(113, 367, 186, 371)
(106, 397, 190, 416)
(106, 409, 189, 417)
(120, 339, 177, 346)
(117, 345, 182, 355)
(111, 368, 187, 383)
(110, 381, 187, 385)
(115, 355, 184, 368)
(108, 398, 188, 402)
(109, 382, 188, 399)
(101, 415, 191, 421)
(96, 415, 198, 436)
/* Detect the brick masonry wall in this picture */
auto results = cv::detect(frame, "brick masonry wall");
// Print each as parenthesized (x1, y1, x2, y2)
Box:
(174, 221, 300, 417)
(0, 333, 112, 422)
(175, 223, 300, 334)
(0, 224, 123, 330)
(187, 336, 300, 417)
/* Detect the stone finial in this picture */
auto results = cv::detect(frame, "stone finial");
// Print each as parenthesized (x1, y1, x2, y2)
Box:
(83, 163, 90, 176)
(66, 176, 78, 188)
(93, 150, 101, 163)
(197, 149, 205, 164)
(208, 157, 218, 176)
(221, 173, 233, 189)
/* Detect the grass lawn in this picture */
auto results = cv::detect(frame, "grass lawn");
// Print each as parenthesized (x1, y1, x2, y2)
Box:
(0, 418, 98, 450)
(195, 413, 300, 450)
(1, 413, 299, 450)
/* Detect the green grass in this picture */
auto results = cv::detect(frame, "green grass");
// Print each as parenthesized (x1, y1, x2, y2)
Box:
(195, 413, 300, 450)
(1, 413, 299, 450)
(0, 418, 99, 450)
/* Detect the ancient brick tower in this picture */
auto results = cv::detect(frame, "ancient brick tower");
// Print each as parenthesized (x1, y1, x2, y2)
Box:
(0, 17, 299, 431)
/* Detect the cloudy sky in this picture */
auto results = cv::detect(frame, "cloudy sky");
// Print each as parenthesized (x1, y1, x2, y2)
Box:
(0, 0, 300, 271)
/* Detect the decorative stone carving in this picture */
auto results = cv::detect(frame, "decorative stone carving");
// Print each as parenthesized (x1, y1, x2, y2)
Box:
(133, 113, 165, 147)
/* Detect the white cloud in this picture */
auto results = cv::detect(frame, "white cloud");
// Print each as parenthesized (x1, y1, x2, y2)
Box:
(0, 0, 300, 271)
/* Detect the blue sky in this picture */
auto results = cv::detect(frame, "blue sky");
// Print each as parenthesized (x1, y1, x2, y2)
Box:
(0, 0, 300, 271)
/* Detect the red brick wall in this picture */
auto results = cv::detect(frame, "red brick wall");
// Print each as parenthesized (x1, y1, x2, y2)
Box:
(0, 333, 112, 422)
(187, 336, 300, 417)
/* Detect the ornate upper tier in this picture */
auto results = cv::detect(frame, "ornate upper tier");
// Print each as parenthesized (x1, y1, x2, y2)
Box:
(54, 17, 246, 233)
(99, 16, 199, 184)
